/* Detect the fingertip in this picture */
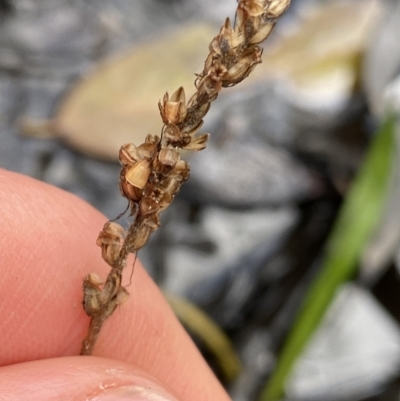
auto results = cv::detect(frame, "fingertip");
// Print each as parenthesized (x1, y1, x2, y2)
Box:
(1, 356, 181, 401)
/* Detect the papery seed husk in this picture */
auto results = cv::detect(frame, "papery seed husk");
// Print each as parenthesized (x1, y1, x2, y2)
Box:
(171, 160, 190, 181)
(222, 47, 262, 84)
(125, 160, 151, 189)
(145, 134, 160, 144)
(83, 293, 101, 316)
(182, 133, 209, 151)
(101, 235, 124, 266)
(162, 177, 180, 196)
(203, 76, 222, 97)
(103, 222, 126, 241)
(163, 123, 182, 141)
(158, 100, 168, 124)
(97, 223, 125, 247)
(159, 146, 180, 167)
(235, 8, 246, 30)
(170, 86, 186, 103)
(120, 179, 143, 202)
(87, 273, 104, 286)
(229, 27, 245, 49)
(137, 142, 157, 160)
(116, 287, 130, 305)
(249, 21, 275, 44)
(267, 0, 291, 18)
(241, 1, 265, 17)
(182, 120, 204, 136)
(209, 37, 222, 55)
(164, 101, 183, 124)
(119, 143, 140, 165)
(140, 197, 160, 215)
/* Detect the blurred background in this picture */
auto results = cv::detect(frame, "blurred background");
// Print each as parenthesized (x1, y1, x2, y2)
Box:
(2, 0, 400, 400)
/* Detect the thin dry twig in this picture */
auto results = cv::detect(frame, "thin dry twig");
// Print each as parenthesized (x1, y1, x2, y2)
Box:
(80, 0, 291, 356)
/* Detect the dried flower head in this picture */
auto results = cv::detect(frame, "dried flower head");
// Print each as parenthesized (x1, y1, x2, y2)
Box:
(81, 0, 291, 355)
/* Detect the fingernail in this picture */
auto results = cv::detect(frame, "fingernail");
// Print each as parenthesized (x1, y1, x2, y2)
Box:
(88, 385, 178, 401)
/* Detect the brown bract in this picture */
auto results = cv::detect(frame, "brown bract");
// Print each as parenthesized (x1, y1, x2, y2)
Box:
(81, 0, 291, 355)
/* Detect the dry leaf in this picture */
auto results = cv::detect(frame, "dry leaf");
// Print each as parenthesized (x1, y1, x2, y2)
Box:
(55, 24, 216, 160)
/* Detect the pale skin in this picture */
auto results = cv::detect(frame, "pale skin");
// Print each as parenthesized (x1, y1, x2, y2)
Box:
(0, 168, 231, 401)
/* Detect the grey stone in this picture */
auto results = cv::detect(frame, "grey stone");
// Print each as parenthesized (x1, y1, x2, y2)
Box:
(287, 284, 400, 401)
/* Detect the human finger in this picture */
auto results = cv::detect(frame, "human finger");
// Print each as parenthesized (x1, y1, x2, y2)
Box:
(0, 169, 230, 401)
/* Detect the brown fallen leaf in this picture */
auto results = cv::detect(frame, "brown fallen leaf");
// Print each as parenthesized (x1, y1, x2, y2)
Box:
(55, 24, 216, 160)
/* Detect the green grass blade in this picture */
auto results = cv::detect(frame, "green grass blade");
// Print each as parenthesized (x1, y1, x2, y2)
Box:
(260, 116, 396, 401)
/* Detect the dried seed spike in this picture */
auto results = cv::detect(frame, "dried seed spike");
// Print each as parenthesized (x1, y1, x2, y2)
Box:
(81, 0, 291, 356)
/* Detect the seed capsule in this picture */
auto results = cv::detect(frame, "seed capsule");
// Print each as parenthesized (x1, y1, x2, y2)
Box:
(222, 46, 262, 85)
(159, 146, 180, 167)
(266, 0, 291, 18)
(125, 160, 151, 189)
(116, 286, 130, 305)
(96, 222, 126, 267)
(249, 22, 275, 44)
(163, 123, 182, 142)
(82, 273, 103, 316)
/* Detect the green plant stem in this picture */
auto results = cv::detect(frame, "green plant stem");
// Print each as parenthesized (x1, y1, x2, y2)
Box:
(260, 115, 396, 401)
